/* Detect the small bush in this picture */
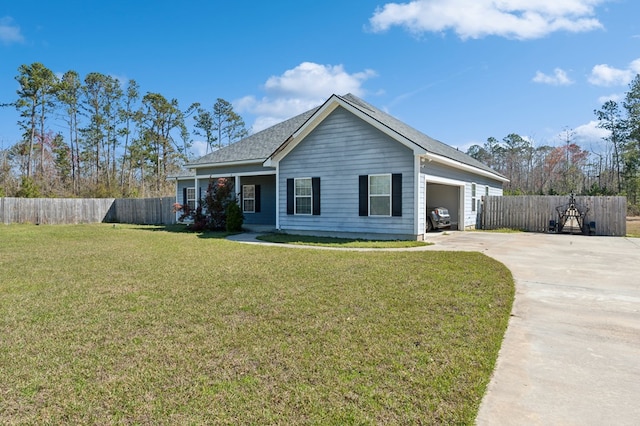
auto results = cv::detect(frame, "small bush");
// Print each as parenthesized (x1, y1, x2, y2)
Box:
(174, 178, 237, 232)
(225, 201, 243, 232)
(15, 176, 41, 198)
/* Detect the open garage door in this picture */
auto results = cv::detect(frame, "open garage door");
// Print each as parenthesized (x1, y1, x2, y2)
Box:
(425, 181, 463, 231)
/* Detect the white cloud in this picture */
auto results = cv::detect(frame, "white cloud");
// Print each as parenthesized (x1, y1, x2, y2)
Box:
(235, 62, 377, 133)
(588, 58, 640, 86)
(589, 64, 632, 86)
(190, 140, 209, 158)
(533, 68, 573, 85)
(597, 93, 624, 104)
(0, 16, 24, 44)
(369, 0, 605, 40)
(571, 120, 610, 149)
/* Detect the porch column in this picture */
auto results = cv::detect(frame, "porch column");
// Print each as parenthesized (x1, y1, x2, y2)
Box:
(194, 176, 199, 207)
(235, 176, 241, 200)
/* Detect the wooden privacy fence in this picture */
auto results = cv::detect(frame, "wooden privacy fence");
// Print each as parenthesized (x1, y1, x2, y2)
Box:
(110, 197, 176, 225)
(0, 197, 176, 225)
(480, 195, 627, 236)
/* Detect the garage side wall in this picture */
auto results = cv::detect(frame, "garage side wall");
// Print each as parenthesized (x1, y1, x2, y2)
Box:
(421, 161, 504, 229)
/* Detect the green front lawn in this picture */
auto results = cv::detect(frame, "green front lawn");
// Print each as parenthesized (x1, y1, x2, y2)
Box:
(256, 233, 430, 248)
(0, 224, 513, 424)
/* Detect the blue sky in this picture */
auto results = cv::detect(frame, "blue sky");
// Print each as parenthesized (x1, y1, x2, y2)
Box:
(1, 0, 639, 158)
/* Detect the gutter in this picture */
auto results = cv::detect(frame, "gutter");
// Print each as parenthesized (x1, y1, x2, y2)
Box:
(422, 153, 510, 183)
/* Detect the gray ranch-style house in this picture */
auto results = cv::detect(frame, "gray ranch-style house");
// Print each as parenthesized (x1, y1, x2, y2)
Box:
(173, 93, 507, 240)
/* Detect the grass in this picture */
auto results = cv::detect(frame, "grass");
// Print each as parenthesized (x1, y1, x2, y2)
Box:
(0, 224, 514, 424)
(473, 228, 524, 233)
(256, 233, 430, 248)
(627, 217, 640, 238)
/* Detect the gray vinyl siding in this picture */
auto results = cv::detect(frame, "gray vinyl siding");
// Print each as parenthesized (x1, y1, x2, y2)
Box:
(240, 175, 276, 226)
(175, 178, 208, 221)
(278, 107, 415, 237)
(176, 179, 193, 203)
(176, 179, 208, 204)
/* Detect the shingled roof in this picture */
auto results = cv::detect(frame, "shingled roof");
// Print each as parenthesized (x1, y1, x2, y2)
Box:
(336, 94, 503, 177)
(186, 107, 319, 167)
(187, 93, 504, 180)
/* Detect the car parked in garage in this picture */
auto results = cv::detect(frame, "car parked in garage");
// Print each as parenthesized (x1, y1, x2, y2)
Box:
(427, 207, 451, 232)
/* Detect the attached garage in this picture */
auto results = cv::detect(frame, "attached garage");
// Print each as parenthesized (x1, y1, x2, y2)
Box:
(425, 180, 463, 231)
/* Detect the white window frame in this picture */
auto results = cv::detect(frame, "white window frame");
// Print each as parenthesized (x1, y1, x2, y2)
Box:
(471, 182, 477, 212)
(242, 184, 255, 213)
(369, 174, 391, 217)
(294, 177, 312, 215)
(186, 187, 196, 210)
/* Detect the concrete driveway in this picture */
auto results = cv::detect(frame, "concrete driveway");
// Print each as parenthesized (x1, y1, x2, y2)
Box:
(422, 231, 640, 425)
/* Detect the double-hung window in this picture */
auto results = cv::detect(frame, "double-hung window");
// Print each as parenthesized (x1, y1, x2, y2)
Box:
(295, 178, 312, 215)
(243, 185, 255, 213)
(286, 177, 320, 216)
(186, 187, 196, 210)
(369, 174, 391, 216)
(359, 173, 402, 217)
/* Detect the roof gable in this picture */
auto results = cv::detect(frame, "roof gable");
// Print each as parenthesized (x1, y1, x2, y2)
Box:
(185, 93, 506, 182)
(265, 94, 427, 165)
(264, 94, 506, 181)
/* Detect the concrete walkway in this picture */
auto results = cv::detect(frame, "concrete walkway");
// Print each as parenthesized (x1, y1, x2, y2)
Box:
(227, 231, 640, 425)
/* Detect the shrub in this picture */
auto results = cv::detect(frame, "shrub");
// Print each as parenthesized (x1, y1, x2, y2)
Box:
(15, 176, 41, 198)
(175, 178, 237, 232)
(202, 178, 235, 231)
(226, 201, 243, 232)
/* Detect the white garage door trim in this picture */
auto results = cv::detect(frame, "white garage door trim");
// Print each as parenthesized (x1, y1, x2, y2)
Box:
(424, 174, 465, 231)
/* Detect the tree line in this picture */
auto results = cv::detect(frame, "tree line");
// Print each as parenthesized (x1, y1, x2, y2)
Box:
(466, 74, 640, 211)
(0, 62, 247, 198)
(2, 63, 639, 212)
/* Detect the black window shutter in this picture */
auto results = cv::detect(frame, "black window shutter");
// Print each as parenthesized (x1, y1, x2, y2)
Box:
(392, 173, 402, 217)
(182, 187, 187, 206)
(359, 175, 368, 216)
(198, 187, 202, 202)
(286, 179, 294, 215)
(255, 185, 261, 213)
(312, 177, 320, 215)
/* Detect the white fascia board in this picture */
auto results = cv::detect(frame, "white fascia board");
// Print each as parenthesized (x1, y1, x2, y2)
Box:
(266, 95, 426, 165)
(170, 175, 196, 181)
(422, 153, 509, 183)
(186, 159, 264, 170)
(267, 99, 340, 165)
(194, 169, 275, 179)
